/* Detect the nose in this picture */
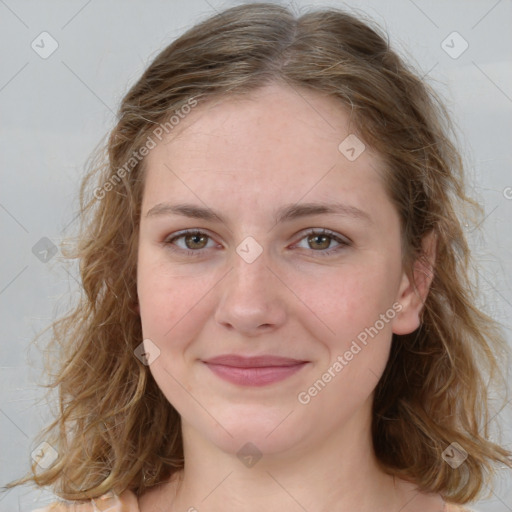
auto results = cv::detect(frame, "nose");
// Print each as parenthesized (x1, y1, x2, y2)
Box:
(214, 250, 288, 336)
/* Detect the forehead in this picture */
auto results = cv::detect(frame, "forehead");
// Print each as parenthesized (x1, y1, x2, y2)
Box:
(147, 83, 359, 164)
(142, 83, 388, 218)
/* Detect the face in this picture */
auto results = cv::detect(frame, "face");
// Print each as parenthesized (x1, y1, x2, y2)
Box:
(136, 83, 423, 458)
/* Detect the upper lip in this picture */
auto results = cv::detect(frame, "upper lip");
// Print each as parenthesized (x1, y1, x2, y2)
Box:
(203, 355, 308, 368)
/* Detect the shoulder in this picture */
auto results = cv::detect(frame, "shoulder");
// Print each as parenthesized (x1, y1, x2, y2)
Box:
(31, 489, 139, 512)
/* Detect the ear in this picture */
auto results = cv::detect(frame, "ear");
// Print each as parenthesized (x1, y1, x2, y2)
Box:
(392, 230, 437, 335)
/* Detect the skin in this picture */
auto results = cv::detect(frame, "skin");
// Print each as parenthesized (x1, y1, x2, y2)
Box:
(136, 82, 440, 512)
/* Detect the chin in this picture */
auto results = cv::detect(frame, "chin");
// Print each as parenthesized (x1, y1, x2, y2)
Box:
(187, 405, 307, 457)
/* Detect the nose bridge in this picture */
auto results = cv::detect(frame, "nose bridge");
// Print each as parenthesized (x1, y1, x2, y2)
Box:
(214, 243, 287, 333)
(228, 231, 274, 289)
(232, 246, 271, 293)
(228, 244, 275, 304)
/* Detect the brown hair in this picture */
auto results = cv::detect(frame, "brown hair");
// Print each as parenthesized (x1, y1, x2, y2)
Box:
(5, 2, 511, 505)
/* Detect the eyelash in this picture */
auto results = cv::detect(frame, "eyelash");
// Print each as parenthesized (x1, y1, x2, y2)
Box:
(163, 228, 351, 258)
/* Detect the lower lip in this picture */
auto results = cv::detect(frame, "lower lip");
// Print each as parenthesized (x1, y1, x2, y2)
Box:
(203, 362, 308, 386)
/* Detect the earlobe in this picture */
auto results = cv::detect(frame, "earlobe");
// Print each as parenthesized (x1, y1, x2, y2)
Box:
(392, 230, 437, 335)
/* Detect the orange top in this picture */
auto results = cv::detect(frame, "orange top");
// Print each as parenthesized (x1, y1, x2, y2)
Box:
(32, 489, 478, 511)
(31, 489, 139, 511)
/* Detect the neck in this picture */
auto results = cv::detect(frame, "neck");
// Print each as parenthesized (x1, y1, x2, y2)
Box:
(139, 394, 443, 512)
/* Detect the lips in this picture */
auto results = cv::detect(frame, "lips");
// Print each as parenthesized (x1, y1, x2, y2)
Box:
(203, 354, 308, 368)
(202, 354, 309, 387)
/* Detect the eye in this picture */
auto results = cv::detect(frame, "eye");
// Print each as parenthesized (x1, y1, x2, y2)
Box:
(163, 230, 218, 257)
(292, 228, 351, 256)
(163, 228, 351, 258)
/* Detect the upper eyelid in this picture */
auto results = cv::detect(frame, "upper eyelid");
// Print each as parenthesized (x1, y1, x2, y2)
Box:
(165, 229, 218, 244)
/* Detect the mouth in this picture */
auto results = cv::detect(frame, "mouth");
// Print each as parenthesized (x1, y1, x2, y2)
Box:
(202, 355, 309, 387)
(202, 354, 308, 368)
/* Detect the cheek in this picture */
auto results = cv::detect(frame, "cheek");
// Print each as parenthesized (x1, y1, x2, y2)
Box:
(137, 264, 210, 344)
(299, 260, 401, 344)
(298, 262, 399, 394)
(294, 267, 398, 421)
(136, 246, 225, 376)
(137, 260, 214, 405)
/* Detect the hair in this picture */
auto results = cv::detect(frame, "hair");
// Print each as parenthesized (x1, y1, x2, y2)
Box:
(5, 1, 511, 506)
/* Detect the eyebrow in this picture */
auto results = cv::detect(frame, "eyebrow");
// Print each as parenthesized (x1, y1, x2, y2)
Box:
(145, 201, 372, 225)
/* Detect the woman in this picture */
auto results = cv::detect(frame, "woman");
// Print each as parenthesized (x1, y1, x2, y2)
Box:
(7, 3, 511, 511)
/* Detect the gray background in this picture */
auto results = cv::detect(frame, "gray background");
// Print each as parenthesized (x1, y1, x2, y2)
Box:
(0, 0, 511, 510)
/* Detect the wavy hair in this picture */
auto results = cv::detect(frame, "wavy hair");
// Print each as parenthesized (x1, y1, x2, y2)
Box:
(5, 2, 511, 505)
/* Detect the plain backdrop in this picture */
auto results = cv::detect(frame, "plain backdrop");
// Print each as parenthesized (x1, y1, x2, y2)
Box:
(0, 1, 511, 510)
